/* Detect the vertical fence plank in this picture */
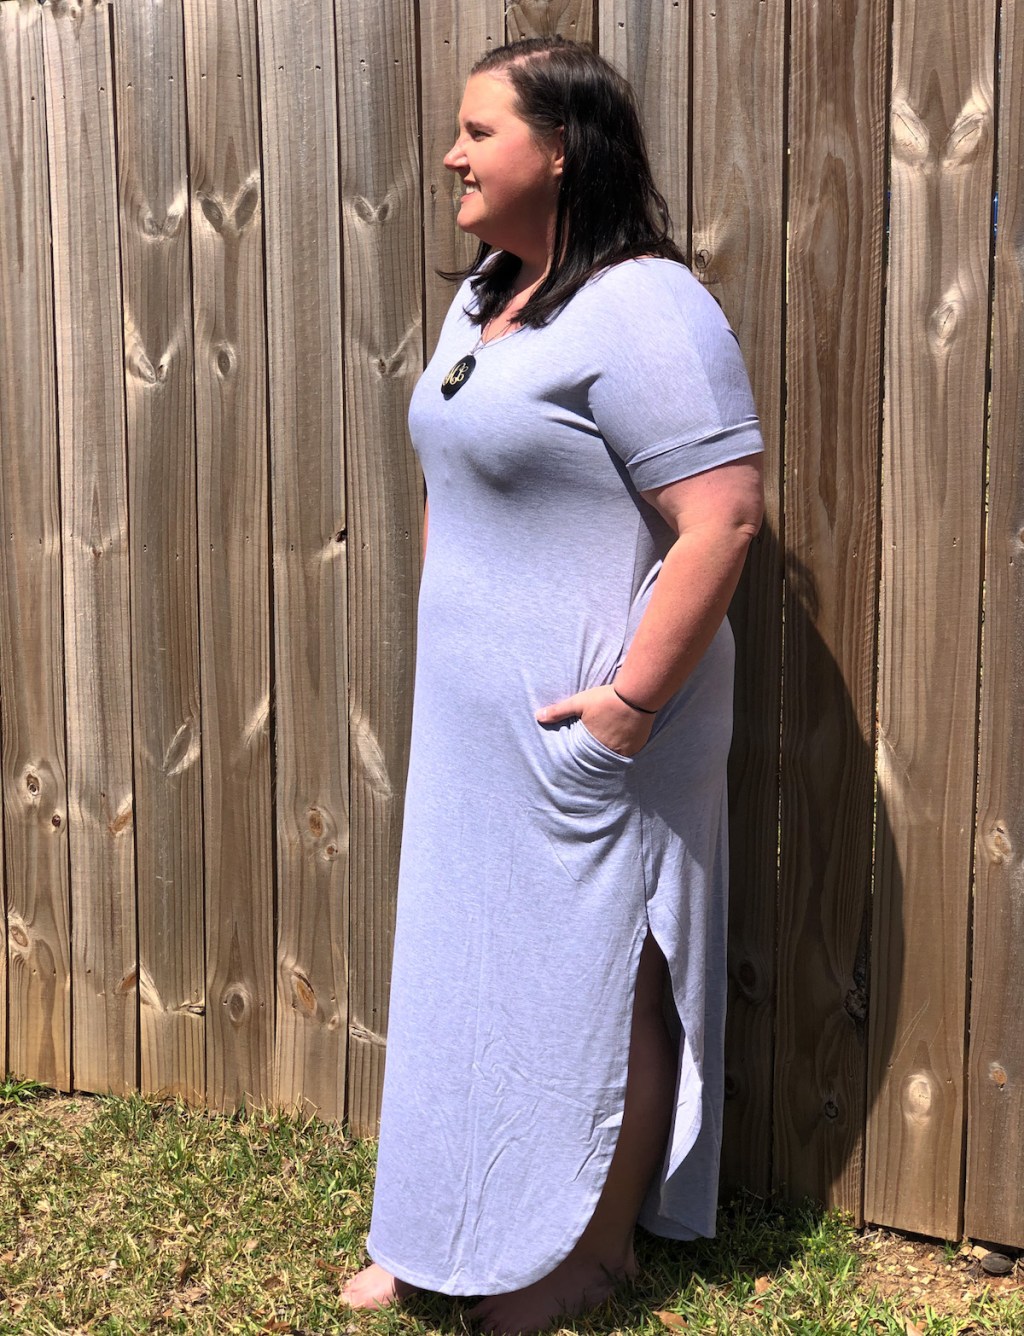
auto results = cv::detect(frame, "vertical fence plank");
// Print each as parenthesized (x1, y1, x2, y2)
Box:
(507, 0, 593, 44)
(182, 0, 274, 1111)
(42, 0, 136, 1096)
(691, 0, 785, 1196)
(965, 0, 1024, 1249)
(774, 0, 887, 1218)
(257, 2, 349, 1121)
(421, 0, 504, 352)
(337, 0, 423, 1134)
(113, 0, 204, 1106)
(0, 0, 71, 1090)
(865, 0, 996, 1239)
(597, 0, 688, 236)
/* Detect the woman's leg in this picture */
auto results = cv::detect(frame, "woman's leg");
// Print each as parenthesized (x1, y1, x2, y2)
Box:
(342, 930, 678, 1326)
(468, 929, 677, 1334)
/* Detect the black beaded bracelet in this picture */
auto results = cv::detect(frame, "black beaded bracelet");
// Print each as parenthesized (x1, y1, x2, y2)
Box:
(613, 686, 658, 716)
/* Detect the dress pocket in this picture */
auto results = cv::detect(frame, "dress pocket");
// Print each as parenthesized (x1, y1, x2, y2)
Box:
(570, 718, 638, 771)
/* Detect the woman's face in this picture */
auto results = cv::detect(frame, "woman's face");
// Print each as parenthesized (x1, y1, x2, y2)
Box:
(443, 73, 563, 258)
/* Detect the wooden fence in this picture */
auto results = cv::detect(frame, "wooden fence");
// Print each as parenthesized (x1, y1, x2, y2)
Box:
(0, 0, 1020, 1250)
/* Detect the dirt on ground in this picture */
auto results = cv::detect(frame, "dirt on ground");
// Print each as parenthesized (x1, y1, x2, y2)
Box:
(854, 1227, 1022, 1321)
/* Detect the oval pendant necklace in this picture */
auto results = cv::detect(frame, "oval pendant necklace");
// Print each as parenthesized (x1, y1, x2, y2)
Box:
(441, 318, 516, 399)
(441, 347, 479, 399)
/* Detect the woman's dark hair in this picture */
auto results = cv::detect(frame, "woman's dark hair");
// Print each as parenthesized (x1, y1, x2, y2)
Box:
(447, 35, 686, 328)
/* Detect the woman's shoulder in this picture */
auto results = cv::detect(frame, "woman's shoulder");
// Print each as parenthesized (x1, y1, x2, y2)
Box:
(577, 256, 727, 329)
(566, 257, 732, 349)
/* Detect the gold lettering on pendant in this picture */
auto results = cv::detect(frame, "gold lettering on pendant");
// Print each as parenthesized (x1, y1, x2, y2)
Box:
(441, 353, 476, 398)
(443, 362, 467, 388)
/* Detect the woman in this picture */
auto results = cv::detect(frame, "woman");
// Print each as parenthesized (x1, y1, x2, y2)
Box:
(342, 35, 764, 1335)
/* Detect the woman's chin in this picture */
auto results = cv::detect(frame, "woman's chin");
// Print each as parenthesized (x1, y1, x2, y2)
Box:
(455, 205, 483, 237)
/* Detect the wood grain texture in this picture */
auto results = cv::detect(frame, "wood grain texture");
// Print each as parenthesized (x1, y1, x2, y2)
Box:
(420, 0, 504, 352)
(113, 0, 204, 1106)
(597, 0, 688, 237)
(336, 0, 424, 1134)
(0, 0, 71, 1090)
(182, 0, 274, 1111)
(964, 0, 1024, 1248)
(257, 2, 349, 1122)
(691, 0, 785, 1196)
(865, 0, 996, 1239)
(42, 0, 136, 1096)
(774, 0, 887, 1219)
(507, 0, 593, 44)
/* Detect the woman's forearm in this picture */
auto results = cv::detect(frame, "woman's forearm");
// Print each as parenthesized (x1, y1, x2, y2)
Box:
(612, 521, 757, 712)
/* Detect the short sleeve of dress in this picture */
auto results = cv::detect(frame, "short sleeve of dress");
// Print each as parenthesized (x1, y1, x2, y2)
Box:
(584, 260, 764, 492)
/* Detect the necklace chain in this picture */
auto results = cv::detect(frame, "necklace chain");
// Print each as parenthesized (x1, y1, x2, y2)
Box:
(440, 292, 533, 399)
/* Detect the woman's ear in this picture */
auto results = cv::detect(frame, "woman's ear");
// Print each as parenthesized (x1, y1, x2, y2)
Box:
(552, 125, 565, 177)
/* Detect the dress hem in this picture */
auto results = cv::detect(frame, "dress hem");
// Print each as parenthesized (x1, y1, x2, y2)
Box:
(365, 927, 651, 1297)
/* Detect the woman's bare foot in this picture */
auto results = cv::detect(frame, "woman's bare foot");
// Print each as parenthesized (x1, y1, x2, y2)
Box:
(340, 1262, 419, 1310)
(467, 1241, 637, 1335)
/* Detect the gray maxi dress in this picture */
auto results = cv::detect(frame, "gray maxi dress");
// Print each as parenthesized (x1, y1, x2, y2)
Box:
(366, 257, 763, 1295)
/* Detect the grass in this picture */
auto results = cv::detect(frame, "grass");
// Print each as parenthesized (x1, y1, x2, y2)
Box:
(1, 1076, 1021, 1335)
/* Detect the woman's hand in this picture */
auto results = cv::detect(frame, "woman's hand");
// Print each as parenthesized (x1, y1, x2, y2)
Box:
(535, 684, 655, 757)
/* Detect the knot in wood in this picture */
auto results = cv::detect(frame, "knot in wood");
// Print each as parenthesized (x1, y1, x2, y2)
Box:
(142, 213, 162, 239)
(373, 349, 406, 379)
(198, 193, 225, 233)
(131, 351, 159, 385)
(734, 957, 763, 1002)
(54, 1, 86, 25)
(901, 1070, 937, 1125)
(10, 923, 30, 950)
(308, 807, 324, 838)
(988, 1062, 1008, 1089)
(214, 343, 236, 378)
(108, 797, 134, 837)
(233, 182, 260, 232)
(291, 971, 317, 1018)
(25, 773, 40, 798)
(823, 1096, 840, 1120)
(943, 107, 990, 167)
(224, 987, 250, 1025)
(983, 819, 1013, 864)
(843, 985, 867, 1023)
(353, 194, 392, 225)
(928, 295, 962, 350)
(890, 100, 931, 165)
(127, 340, 171, 387)
(162, 716, 200, 778)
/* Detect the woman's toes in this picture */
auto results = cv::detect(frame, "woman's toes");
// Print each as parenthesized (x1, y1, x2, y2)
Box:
(340, 1262, 416, 1310)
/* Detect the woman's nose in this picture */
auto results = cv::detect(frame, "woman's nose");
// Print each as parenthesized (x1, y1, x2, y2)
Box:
(443, 136, 466, 170)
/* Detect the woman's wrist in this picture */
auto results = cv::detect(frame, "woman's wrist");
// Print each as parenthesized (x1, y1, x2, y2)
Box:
(612, 684, 658, 716)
